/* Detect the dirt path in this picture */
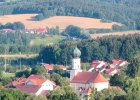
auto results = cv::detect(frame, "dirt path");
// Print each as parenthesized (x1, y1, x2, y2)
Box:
(91, 30, 140, 39)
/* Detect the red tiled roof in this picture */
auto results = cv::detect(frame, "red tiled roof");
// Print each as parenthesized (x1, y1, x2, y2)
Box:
(4, 81, 21, 88)
(105, 68, 121, 74)
(2, 29, 16, 32)
(36, 28, 47, 33)
(44, 64, 54, 70)
(28, 74, 42, 79)
(89, 60, 108, 70)
(27, 79, 47, 85)
(112, 59, 129, 66)
(59, 65, 66, 70)
(43, 64, 66, 70)
(105, 68, 116, 74)
(77, 87, 82, 91)
(16, 84, 41, 94)
(91, 63, 100, 68)
(81, 87, 92, 94)
(53, 85, 60, 90)
(109, 86, 122, 90)
(70, 72, 108, 83)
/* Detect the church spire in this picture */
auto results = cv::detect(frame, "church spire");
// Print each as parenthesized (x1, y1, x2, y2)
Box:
(72, 46, 81, 58)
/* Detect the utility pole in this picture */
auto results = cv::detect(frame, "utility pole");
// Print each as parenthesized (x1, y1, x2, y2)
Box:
(4, 46, 8, 71)
(133, 21, 136, 30)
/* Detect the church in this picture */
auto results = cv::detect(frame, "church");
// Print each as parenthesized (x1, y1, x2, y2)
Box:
(70, 47, 109, 99)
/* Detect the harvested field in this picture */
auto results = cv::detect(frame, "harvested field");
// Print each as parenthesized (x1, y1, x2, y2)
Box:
(91, 30, 140, 39)
(0, 14, 122, 31)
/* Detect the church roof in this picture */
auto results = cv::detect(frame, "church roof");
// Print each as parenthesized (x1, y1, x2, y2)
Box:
(70, 72, 108, 84)
(72, 46, 81, 58)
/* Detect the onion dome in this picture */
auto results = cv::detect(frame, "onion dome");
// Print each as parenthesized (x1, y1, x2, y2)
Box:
(72, 46, 81, 58)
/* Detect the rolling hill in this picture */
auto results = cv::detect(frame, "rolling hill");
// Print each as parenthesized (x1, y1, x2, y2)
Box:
(0, 14, 122, 31)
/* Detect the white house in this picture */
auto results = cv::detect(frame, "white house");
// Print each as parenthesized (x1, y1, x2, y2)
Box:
(110, 59, 129, 68)
(5, 75, 58, 96)
(87, 60, 108, 72)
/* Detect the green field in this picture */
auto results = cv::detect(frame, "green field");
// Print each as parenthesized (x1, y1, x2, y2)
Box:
(2, 73, 15, 78)
(30, 35, 66, 46)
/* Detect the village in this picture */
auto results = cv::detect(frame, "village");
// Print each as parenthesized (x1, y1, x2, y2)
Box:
(1, 47, 129, 100)
(0, 28, 47, 34)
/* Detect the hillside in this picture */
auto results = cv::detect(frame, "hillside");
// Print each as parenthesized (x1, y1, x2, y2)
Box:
(0, 14, 122, 30)
(90, 30, 140, 39)
(0, 0, 140, 30)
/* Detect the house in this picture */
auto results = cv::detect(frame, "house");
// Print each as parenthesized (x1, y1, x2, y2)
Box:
(5, 74, 58, 96)
(70, 47, 109, 100)
(87, 60, 108, 72)
(1, 29, 16, 33)
(110, 59, 129, 68)
(104, 68, 121, 76)
(36, 28, 47, 34)
(43, 64, 66, 71)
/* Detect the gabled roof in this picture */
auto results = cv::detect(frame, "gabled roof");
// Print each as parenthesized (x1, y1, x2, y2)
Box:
(70, 72, 108, 84)
(4, 81, 22, 88)
(111, 59, 129, 66)
(105, 68, 121, 74)
(44, 64, 54, 70)
(87, 60, 108, 72)
(43, 64, 66, 70)
(81, 87, 92, 94)
(27, 79, 47, 85)
(16, 85, 41, 94)
(109, 86, 122, 90)
(28, 74, 42, 79)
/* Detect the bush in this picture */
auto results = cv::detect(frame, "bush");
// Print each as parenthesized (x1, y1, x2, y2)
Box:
(15, 70, 31, 78)
(31, 65, 46, 75)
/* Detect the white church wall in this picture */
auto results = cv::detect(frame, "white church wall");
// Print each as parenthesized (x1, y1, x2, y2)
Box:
(93, 82, 109, 91)
(72, 58, 81, 70)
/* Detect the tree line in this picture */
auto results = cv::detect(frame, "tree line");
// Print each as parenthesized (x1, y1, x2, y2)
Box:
(0, 31, 45, 54)
(0, 22, 25, 30)
(38, 33, 140, 65)
(0, 0, 139, 29)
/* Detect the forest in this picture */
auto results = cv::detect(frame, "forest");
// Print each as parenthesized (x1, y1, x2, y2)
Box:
(0, 0, 140, 30)
(38, 34, 140, 65)
(0, 31, 45, 54)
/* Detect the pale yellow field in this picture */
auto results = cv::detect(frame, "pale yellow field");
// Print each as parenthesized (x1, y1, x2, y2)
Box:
(91, 30, 140, 39)
(0, 14, 122, 30)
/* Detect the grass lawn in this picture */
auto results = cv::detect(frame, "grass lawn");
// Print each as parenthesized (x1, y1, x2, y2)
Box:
(2, 73, 15, 78)
(30, 35, 66, 46)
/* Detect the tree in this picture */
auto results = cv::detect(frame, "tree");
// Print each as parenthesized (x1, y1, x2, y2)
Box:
(47, 86, 78, 100)
(123, 77, 140, 94)
(13, 22, 25, 30)
(109, 72, 126, 86)
(16, 70, 31, 78)
(126, 57, 140, 78)
(95, 87, 126, 100)
(89, 88, 95, 100)
(31, 65, 46, 75)
(25, 94, 47, 100)
(0, 88, 24, 100)
(0, 82, 2, 88)
(65, 25, 81, 38)
(0, 77, 12, 86)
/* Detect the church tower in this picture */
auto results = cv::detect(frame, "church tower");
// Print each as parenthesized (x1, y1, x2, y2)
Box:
(70, 46, 82, 81)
